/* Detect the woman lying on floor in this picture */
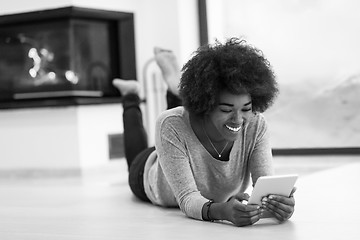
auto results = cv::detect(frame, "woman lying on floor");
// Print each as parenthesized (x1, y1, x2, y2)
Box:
(113, 37, 295, 227)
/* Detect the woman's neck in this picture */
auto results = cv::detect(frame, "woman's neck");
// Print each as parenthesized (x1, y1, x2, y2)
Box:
(189, 112, 232, 160)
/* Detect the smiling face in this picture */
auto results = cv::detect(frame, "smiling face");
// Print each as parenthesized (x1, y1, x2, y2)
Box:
(205, 90, 253, 142)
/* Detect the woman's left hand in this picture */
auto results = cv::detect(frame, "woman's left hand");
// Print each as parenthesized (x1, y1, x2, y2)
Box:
(261, 187, 296, 222)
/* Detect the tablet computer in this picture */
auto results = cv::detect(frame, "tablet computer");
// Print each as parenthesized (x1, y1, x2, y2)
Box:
(248, 174, 298, 205)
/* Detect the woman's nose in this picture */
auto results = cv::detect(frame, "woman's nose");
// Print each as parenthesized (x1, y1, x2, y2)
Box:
(231, 111, 243, 124)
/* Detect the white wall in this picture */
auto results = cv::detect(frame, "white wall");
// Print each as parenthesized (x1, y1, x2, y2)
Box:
(0, 0, 73, 14)
(76, 104, 123, 168)
(0, 0, 200, 175)
(0, 107, 80, 169)
(206, 0, 225, 43)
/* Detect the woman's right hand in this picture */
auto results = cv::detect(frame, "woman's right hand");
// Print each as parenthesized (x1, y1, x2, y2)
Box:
(223, 193, 262, 227)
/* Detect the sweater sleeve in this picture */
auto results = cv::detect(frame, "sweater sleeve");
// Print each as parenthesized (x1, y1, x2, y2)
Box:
(155, 115, 208, 220)
(248, 114, 275, 186)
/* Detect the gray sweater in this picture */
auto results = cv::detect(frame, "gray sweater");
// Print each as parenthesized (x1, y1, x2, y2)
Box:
(143, 106, 274, 220)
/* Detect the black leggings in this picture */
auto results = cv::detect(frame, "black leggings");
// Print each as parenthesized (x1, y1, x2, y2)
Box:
(123, 91, 182, 202)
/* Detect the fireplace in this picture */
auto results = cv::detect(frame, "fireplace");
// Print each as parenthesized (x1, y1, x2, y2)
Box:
(0, 7, 136, 109)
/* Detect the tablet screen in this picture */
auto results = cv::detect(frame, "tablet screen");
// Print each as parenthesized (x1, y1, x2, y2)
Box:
(248, 174, 298, 205)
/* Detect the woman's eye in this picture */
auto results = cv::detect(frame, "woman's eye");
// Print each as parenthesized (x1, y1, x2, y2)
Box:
(242, 108, 252, 112)
(220, 109, 232, 113)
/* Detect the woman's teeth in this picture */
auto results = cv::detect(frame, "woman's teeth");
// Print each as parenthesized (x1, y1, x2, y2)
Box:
(226, 125, 242, 132)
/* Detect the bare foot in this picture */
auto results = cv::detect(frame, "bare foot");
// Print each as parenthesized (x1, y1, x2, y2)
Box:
(112, 78, 140, 96)
(154, 47, 180, 96)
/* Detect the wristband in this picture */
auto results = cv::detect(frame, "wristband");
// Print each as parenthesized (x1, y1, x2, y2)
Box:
(205, 200, 214, 222)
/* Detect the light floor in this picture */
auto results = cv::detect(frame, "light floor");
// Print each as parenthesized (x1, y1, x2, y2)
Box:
(1, 155, 359, 240)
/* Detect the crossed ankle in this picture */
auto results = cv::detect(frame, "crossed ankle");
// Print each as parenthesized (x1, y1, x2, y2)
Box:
(153, 48, 180, 96)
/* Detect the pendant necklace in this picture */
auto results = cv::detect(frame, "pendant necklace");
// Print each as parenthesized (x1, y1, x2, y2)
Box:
(202, 121, 228, 158)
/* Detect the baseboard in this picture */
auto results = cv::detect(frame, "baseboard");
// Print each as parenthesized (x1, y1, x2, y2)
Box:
(272, 147, 360, 156)
(0, 168, 81, 179)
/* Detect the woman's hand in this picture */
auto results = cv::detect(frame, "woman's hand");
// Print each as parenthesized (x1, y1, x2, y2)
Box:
(261, 187, 296, 222)
(223, 193, 262, 227)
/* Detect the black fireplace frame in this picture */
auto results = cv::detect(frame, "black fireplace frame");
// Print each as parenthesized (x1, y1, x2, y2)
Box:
(0, 6, 136, 109)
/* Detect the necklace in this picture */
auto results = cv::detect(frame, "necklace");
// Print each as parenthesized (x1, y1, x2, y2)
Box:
(202, 122, 229, 158)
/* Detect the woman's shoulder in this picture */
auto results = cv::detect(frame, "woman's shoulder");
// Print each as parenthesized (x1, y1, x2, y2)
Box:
(253, 112, 267, 125)
(245, 112, 269, 141)
(245, 113, 269, 135)
(155, 107, 193, 145)
(157, 106, 187, 124)
(248, 112, 267, 127)
(156, 106, 189, 131)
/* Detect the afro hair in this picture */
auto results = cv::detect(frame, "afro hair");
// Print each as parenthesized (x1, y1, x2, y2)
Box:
(179, 37, 278, 116)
